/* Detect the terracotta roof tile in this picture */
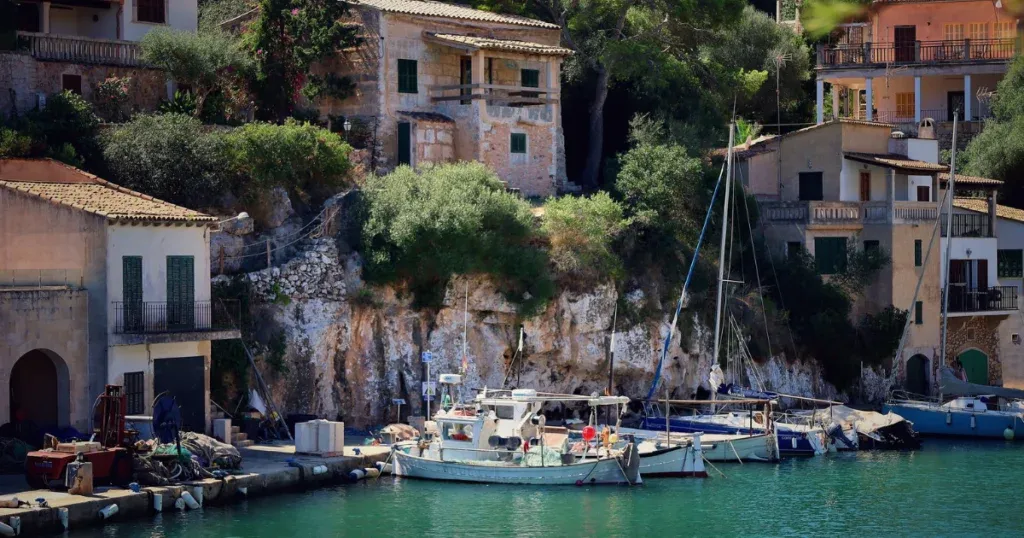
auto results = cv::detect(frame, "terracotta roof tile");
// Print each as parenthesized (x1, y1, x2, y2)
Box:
(425, 32, 572, 55)
(954, 197, 1024, 224)
(0, 159, 215, 223)
(354, 0, 559, 28)
(939, 172, 1004, 187)
(844, 152, 948, 173)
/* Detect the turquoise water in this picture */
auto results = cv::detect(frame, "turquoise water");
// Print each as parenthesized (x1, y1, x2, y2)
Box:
(74, 440, 1024, 537)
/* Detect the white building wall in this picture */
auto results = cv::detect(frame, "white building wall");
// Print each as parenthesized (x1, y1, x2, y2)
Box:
(107, 341, 210, 412)
(994, 217, 1024, 296)
(121, 0, 198, 42)
(839, 160, 890, 202)
(940, 236, 998, 286)
(906, 138, 938, 201)
(105, 224, 211, 307)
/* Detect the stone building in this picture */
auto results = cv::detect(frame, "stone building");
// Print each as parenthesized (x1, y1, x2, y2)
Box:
(226, 0, 571, 196)
(0, 159, 238, 435)
(0, 0, 198, 117)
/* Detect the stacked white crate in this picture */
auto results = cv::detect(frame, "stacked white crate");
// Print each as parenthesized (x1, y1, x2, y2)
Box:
(295, 420, 345, 456)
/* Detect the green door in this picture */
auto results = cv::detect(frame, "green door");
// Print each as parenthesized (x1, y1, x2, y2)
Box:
(123, 256, 143, 332)
(166, 256, 195, 330)
(397, 122, 411, 166)
(958, 349, 988, 385)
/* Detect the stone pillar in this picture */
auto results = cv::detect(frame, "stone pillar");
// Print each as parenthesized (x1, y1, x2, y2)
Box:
(816, 79, 824, 124)
(472, 50, 486, 160)
(866, 78, 874, 121)
(41, 2, 50, 33)
(964, 75, 973, 121)
(914, 76, 922, 123)
(832, 84, 841, 120)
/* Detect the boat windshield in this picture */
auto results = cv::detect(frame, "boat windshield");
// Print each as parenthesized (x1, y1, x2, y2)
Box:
(441, 421, 475, 442)
(484, 405, 516, 419)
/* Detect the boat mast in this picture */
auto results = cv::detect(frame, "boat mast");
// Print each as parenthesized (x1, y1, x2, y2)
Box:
(713, 123, 736, 381)
(938, 114, 959, 400)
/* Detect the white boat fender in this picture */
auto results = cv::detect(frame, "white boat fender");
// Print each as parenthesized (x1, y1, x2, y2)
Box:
(153, 493, 163, 513)
(0, 521, 13, 537)
(946, 412, 952, 425)
(59, 507, 69, 530)
(971, 415, 976, 429)
(1005, 427, 1015, 440)
(364, 467, 381, 479)
(790, 437, 797, 449)
(174, 498, 186, 511)
(348, 469, 366, 481)
(180, 491, 200, 510)
(375, 462, 393, 474)
(312, 465, 328, 475)
(191, 487, 204, 507)
(238, 487, 249, 496)
(98, 504, 119, 520)
(8, 516, 19, 535)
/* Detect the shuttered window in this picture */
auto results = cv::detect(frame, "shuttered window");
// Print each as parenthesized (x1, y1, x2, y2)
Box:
(915, 301, 923, 325)
(814, 237, 847, 275)
(136, 0, 165, 23)
(998, 249, 1023, 278)
(799, 172, 823, 201)
(521, 68, 540, 99)
(510, 133, 527, 154)
(896, 92, 914, 119)
(125, 372, 145, 414)
(398, 59, 418, 94)
(968, 22, 988, 41)
(993, 21, 1015, 39)
(944, 23, 964, 41)
(166, 256, 195, 330)
(397, 122, 411, 165)
(915, 239, 923, 267)
(123, 256, 143, 331)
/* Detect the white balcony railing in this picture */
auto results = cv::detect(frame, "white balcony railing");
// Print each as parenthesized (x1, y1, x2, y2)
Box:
(761, 200, 938, 226)
(18, 31, 144, 67)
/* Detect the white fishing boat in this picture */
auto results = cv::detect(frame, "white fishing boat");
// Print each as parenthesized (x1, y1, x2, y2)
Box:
(635, 437, 706, 477)
(390, 385, 641, 486)
(622, 428, 779, 463)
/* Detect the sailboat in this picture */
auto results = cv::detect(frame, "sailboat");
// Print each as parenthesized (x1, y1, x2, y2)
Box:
(883, 115, 1024, 439)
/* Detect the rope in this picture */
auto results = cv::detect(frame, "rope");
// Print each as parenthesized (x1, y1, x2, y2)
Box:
(727, 440, 744, 464)
(218, 204, 334, 254)
(702, 453, 727, 478)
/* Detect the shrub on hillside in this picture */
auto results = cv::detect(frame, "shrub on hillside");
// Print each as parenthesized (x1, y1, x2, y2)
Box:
(361, 162, 553, 314)
(614, 143, 705, 234)
(23, 90, 101, 166)
(103, 113, 228, 208)
(541, 192, 625, 286)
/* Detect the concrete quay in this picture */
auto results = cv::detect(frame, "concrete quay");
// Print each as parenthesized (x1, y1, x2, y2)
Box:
(0, 444, 389, 536)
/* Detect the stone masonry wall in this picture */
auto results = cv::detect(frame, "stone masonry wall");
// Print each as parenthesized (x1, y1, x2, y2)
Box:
(415, 119, 455, 164)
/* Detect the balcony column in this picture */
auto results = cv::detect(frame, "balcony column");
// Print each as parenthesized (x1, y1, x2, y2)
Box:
(854, 89, 861, 119)
(472, 50, 486, 157)
(832, 84, 840, 120)
(887, 168, 896, 222)
(964, 75, 972, 121)
(990, 189, 998, 238)
(914, 76, 921, 124)
(816, 79, 824, 124)
(41, 1, 50, 33)
(866, 77, 873, 121)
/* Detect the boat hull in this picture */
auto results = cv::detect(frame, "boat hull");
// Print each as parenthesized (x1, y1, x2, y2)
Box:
(637, 445, 707, 477)
(884, 402, 1024, 439)
(391, 448, 641, 485)
(621, 428, 779, 462)
(640, 417, 819, 457)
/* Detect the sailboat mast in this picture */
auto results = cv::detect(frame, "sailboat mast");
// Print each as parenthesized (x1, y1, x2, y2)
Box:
(938, 114, 959, 398)
(712, 123, 736, 370)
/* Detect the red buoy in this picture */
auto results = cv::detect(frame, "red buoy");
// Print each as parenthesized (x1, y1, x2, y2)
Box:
(582, 425, 596, 442)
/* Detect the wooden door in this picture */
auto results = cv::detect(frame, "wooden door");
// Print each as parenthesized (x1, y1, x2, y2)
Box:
(957, 349, 988, 385)
(154, 356, 206, 432)
(977, 259, 989, 290)
(459, 57, 472, 104)
(860, 171, 871, 201)
(895, 26, 916, 62)
(397, 122, 411, 166)
(917, 186, 930, 202)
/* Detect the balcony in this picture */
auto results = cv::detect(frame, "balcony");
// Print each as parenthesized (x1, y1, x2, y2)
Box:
(817, 38, 1016, 69)
(17, 31, 144, 67)
(941, 213, 992, 238)
(945, 286, 1018, 315)
(111, 300, 241, 345)
(760, 200, 938, 226)
(428, 83, 558, 107)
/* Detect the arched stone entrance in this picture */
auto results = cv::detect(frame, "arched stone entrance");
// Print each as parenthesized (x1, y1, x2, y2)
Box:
(957, 349, 989, 385)
(906, 354, 929, 396)
(9, 349, 70, 428)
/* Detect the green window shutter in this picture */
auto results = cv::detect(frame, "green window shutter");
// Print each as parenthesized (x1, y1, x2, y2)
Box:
(167, 256, 195, 329)
(914, 239, 922, 267)
(397, 122, 411, 165)
(398, 59, 418, 94)
(521, 69, 539, 88)
(915, 301, 923, 325)
(998, 249, 1023, 278)
(460, 57, 472, 103)
(511, 133, 526, 154)
(814, 237, 847, 275)
(123, 256, 143, 331)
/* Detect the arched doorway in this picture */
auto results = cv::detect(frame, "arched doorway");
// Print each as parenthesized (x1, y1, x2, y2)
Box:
(10, 350, 60, 427)
(957, 349, 989, 385)
(906, 354, 929, 395)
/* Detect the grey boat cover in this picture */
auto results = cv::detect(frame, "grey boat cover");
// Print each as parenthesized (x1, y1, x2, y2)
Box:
(939, 367, 1024, 400)
(799, 405, 907, 433)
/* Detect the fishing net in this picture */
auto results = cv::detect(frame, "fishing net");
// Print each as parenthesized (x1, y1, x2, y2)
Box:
(520, 446, 564, 467)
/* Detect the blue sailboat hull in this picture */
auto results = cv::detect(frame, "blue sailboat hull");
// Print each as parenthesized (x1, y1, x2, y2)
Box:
(883, 403, 1024, 439)
(639, 417, 818, 457)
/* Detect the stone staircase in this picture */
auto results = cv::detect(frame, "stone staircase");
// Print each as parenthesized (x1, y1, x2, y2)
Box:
(210, 402, 254, 448)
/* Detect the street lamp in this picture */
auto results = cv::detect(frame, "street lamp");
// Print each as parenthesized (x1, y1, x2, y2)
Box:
(215, 212, 251, 232)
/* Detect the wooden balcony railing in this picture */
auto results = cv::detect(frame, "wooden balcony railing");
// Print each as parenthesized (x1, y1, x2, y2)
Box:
(761, 200, 938, 226)
(428, 83, 558, 107)
(18, 31, 144, 67)
(818, 38, 1017, 68)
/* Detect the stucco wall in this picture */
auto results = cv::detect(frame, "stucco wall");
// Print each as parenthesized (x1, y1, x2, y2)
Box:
(866, 74, 1002, 119)
(106, 224, 212, 308)
(47, 4, 119, 39)
(0, 289, 91, 430)
(121, 0, 198, 41)
(107, 341, 211, 429)
(873, 1, 1012, 43)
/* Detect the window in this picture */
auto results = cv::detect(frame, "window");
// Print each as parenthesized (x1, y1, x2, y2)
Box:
(62, 74, 82, 95)
(998, 249, 1023, 278)
(397, 122, 411, 166)
(521, 68, 540, 98)
(17, 2, 40, 32)
(968, 22, 988, 41)
(915, 301, 923, 325)
(136, 0, 166, 24)
(814, 237, 848, 275)
(124, 372, 145, 415)
(166, 255, 195, 330)
(944, 23, 965, 41)
(993, 21, 1015, 39)
(798, 172, 824, 201)
(914, 239, 922, 267)
(398, 59, 418, 94)
(787, 242, 802, 259)
(864, 240, 880, 252)
(441, 422, 474, 442)
(511, 133, 527, 154)
(896, 92, 914, 119)
(460, 57, 472, 104)
(123, 256, 143, 332)
(485, 405, 515, 419)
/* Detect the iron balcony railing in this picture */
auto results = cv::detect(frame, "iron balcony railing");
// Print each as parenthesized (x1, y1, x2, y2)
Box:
(945, 285, 1018, 313)
(818, 38, 1017, 68)
(941, 213, 992, 237)
(112, 300, 238, 334)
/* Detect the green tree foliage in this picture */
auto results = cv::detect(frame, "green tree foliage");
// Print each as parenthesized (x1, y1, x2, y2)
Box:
(141, 29, 253, 119)
(361, 162, 553, 314)
(23, 91, 101, 166)
(102, 113, 228, 208)
(199, 0, 254, 33)
(541, 192, 625, 286)
(243, 0, 361, 119)
(962, 55, 1024, 207)
(615, 142, 705, 237)
(224, 119, 352, 204)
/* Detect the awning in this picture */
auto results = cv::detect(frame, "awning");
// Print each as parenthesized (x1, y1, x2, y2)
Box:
(844, 152, 948, 174)
(939, 172, 1003, 187)
(423, 32, 573, 56)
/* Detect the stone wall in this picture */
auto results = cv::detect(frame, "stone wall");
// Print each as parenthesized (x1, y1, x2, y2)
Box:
(0, 52, 167, 117)
(415, 119, 455, 165)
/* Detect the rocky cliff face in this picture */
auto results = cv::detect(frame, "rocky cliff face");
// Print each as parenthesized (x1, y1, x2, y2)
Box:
(223, 237, 842, 428)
